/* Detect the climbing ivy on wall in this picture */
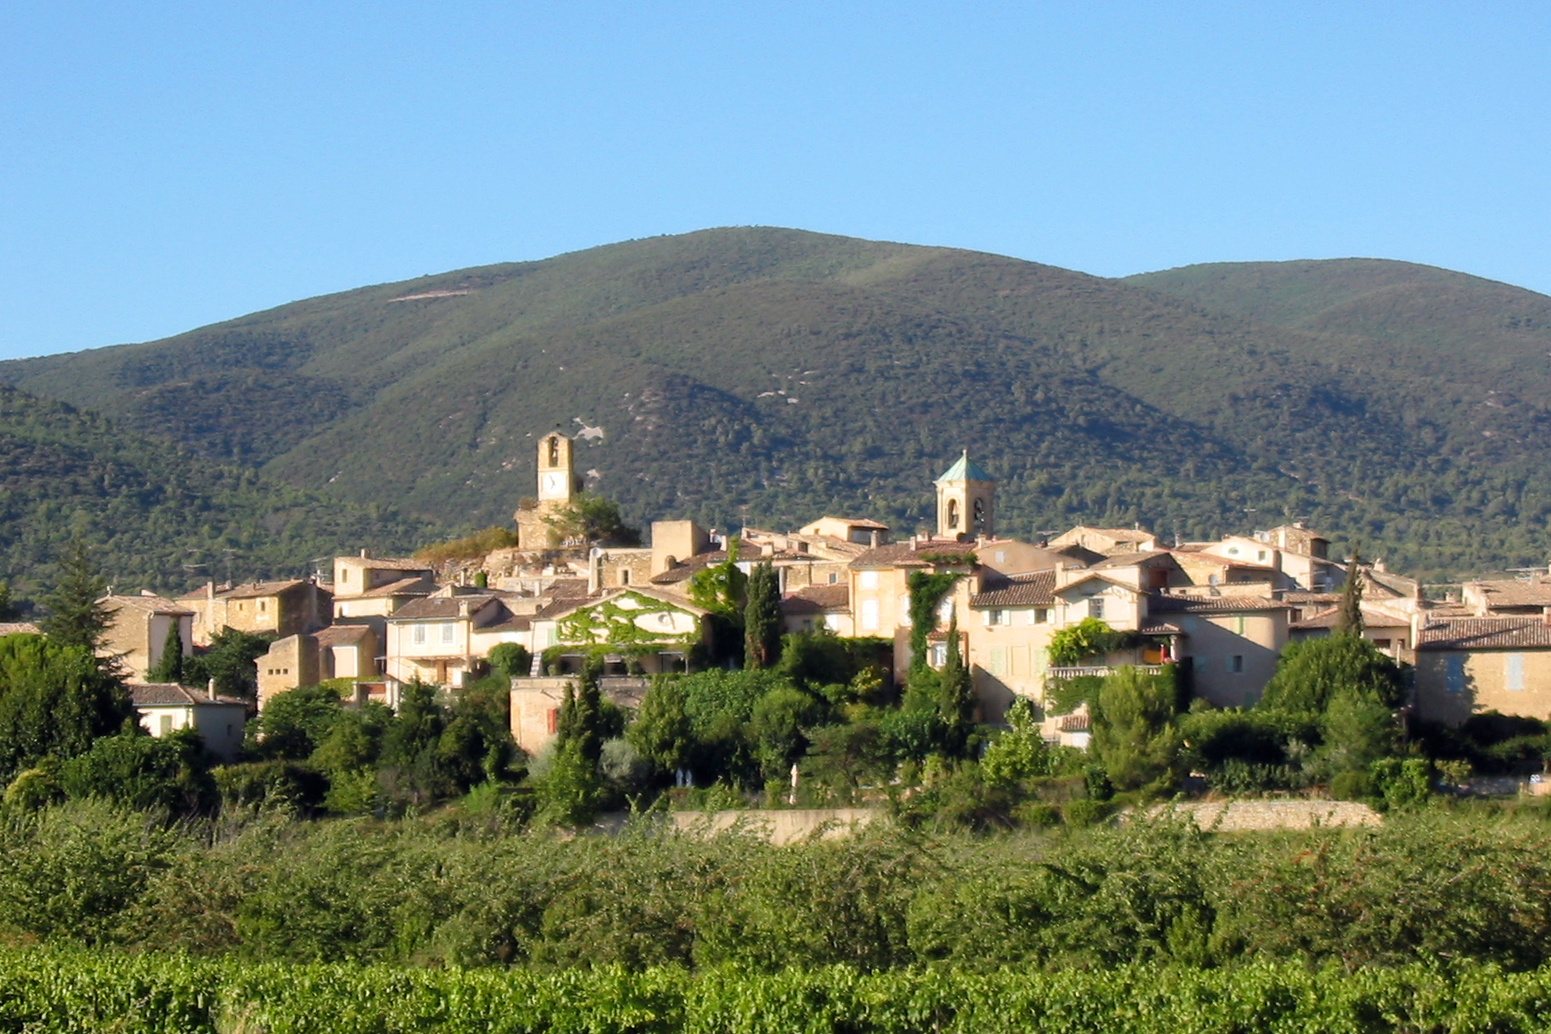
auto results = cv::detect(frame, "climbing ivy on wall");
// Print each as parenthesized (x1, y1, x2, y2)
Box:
(906, 570, 962, 668)
(557, 592, 700, 649)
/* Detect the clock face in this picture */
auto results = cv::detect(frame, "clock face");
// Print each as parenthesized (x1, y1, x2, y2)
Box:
(541, 472, 566, 498)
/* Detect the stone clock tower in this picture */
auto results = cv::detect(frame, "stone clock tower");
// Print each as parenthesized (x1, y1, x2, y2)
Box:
(516, 431, 577, 549)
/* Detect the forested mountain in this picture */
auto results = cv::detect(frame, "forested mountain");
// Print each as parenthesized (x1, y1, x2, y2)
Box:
(4, 228, 1551, 581)
(0, 385, 431, 598)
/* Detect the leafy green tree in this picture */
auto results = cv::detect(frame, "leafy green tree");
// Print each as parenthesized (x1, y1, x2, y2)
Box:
(750, 685, 825, 780)
(0, 581, 18, 622)
(627, 677, 694, 777)
(1259, 636, 1405, 714)
(743, 562, 782, 670)
(0, 634, 130, 785)
(1047, 617, 1135, 667)
(57, 729, 214, 814)
(146, 622, 185, 684)
(1091, 666, 1180, 792)
(487, 642, 531, 679)
(379, 680, 452, 805)
(543, 493, 642, 547)
(183, 628, 273, 699)
(982, 698, 1058, 784)
(254, 684, 344, 760)
(38, 539, 110, 655)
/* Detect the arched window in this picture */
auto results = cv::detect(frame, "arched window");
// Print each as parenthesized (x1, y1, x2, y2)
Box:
(947, 498, 960, 529)
(547, 437, 560, 467)
(973, 498, 986, 532)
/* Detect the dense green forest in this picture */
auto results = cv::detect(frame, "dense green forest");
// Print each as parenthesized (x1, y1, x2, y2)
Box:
(4, 228, 1551, 580)
(0, 386, 432, 597)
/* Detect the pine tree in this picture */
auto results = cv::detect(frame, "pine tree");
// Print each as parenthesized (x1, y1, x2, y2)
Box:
(0, 581, 18, 622)
(1336, 544, 1365, 637)
(147, 621, 184, 684)
(39, 539, 111, 655)
(541, 660, 606, 825)
(743, 562, 782, 670)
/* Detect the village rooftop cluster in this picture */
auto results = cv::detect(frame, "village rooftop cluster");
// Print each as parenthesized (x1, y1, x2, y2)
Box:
(27, 431, 1551, 760)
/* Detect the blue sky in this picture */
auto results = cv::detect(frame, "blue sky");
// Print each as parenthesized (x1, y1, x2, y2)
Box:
(2, 2, 1547, 360)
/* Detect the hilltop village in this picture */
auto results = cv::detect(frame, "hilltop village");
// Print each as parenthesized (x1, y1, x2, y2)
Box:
(50, 430, 1551, 761)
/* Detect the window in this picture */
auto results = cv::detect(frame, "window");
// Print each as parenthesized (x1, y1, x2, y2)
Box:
(1258, 550, 1268, 562)
(1507, 653, 1525, 691)
(859, 570, 879, 590)
(258, 600, 267, 613)
(1088, 597, 1105, 620)
(860, 599, 880, 631)
(441, 622, 456, 645)
(802, 618, 813, 631)
(1033, 608, 1049, 624)
(1446, 655, 1465, 693)
(930, 643, 947, 667)
(985, 609, 1009, 626)
(946, 499, 960, 530)
(1228, 655, 1244, 674)
(1227, 547, 1239, 556)
(1374, 638, 1391, 650)
(413, 625, 427, 645)
(619, 569, 630, 586)
(828, 572, 838, 584)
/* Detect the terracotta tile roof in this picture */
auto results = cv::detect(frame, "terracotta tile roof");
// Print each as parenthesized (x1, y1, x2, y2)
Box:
(971, 571, 1057, 608)
(104, 593, 194, 616)
(341, 556, 434, 571)
(129, 682, 243, 707)
(358, 576, 437, 598)
(1148, 594, 1290, 613)
(1093, 550, 1173, 569)
(650, 551, 729, 585)
(1138, 620, 1184, 636)
(1292, 606, 1409, 631)
(548, 578, 590, 598)
(1417, 618, 1551, 651)
(850, 539, 979, 569)
(389, 594, 498, 621)
(216, 580, 310, 600)
(480, 615, 533, 633)
(1283, 591, 1342, 605)
(0, 622, 40, 636)
(1467, 580, 1551, 609)
(781, 584, 851, 614)
(314, 624, 372, 647)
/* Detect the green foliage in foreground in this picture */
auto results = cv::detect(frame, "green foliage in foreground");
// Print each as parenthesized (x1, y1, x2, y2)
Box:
(10, 798, 1551, 976)
(14, 949, 1551, 1034)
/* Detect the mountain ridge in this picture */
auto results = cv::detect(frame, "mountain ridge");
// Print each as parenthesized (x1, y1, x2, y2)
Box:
(4, 227, 1550, 581)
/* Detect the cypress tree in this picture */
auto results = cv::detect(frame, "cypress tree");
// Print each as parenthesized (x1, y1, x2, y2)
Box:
(147, 621, 185, 684)
(938, 611, 975, 756)
(743, 562, 782, 670)
(1336, 544, 1365, 637)
(0, 581, 17, 622)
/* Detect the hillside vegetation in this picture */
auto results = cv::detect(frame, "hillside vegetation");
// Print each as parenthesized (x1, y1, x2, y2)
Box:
(0, 385, 431, 596)
(5, 229, 1551, 580)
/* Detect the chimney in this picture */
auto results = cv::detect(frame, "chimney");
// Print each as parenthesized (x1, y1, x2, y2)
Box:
(1543, 606, 1550, 628)
(360, 548, 369, 558)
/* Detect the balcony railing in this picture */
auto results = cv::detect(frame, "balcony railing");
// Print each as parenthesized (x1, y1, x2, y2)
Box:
(1046, 665, 1165, 680)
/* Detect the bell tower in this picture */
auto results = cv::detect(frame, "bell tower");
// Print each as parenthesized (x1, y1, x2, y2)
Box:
(516, 431, 577, 549)
(935, 450, 995, 541)
(535, 431, 575, 506)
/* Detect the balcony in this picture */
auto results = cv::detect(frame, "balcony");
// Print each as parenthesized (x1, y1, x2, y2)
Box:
(1046, 665, 1165, 680)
